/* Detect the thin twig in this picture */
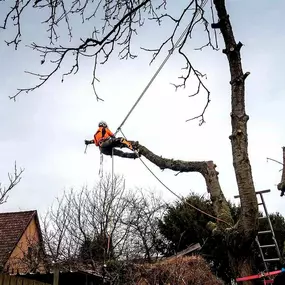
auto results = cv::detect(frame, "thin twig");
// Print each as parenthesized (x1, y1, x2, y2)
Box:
(266, 157, 284, 166)
(0, 162, 24, 205)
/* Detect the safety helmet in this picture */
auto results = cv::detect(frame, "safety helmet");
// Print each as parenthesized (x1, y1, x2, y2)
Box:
(98, 121, 108, 128)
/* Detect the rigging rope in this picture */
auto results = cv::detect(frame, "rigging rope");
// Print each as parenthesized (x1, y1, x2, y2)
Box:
(119, 129, 232, 227)
(106, 148, 115, 258)
(99, 152, 104, 178)
(210, 0, 219, 49)
(114, 0, 208, 136)
(108, 0, 226, 234)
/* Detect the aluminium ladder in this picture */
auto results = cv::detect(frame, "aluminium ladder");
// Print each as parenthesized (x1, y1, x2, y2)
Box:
(234, 189, 282, 273)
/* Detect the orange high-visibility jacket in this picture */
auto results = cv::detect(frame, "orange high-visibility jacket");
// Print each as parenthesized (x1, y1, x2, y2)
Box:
(94, 127, 114, 146)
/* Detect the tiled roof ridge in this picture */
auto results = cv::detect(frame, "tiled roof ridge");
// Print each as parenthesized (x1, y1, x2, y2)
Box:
(0, 210, 36, 215)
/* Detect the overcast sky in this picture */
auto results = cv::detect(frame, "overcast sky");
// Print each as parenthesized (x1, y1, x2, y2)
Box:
(0, 0, 285, 219)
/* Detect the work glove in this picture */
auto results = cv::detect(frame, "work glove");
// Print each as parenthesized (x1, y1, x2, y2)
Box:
(85, 140, 91, 145)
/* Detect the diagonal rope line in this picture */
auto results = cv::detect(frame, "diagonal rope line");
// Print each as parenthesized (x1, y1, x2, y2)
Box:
(210, 0, 219, 49)
(119, 128, 232, 227)
(114, 0, 208, 136)
(112, 0, 228, 225)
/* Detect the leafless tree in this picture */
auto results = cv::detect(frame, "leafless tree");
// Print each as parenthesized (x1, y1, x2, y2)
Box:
(41, 173, 165, 271)
(2, 0, 213, 123)
(122, 188, 166, 263)
(2, 0, 259, 281)
(0, 163, 24, 205)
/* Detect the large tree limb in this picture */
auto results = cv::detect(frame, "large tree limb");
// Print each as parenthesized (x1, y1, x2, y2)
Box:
(135, 143, 234, 228)
(138, 145, 207, 174)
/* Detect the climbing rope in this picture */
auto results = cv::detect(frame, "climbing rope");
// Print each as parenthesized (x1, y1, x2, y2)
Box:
(119, 129, 232, 227)
(114, 0, 208, 136)
(106, 147, 115, 258)
(210, 0, 219, 49)
(99, 152, 104, 177)
(105, 0, 227, 233)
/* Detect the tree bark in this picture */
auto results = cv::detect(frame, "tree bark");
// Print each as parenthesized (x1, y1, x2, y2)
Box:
(135, 0, 259, 282)
(229, 253, 255, 284)
(213, 0, 258, 239)
(277, 147, 285, 195)
(135, 144, 234, 228)
(212, 0, 258, 282)
(136, 143, 258, 282)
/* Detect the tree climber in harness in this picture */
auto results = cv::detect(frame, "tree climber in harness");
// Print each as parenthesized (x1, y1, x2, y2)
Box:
(84, 121, 140, 159)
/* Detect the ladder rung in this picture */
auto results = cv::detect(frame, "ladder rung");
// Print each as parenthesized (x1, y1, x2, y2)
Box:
(264, 258, 280, 262)
(258, 202, 263, 206)
(260, 244, 276, 248)
(258, 230, 271, 234)
(258, 216, 267, 219)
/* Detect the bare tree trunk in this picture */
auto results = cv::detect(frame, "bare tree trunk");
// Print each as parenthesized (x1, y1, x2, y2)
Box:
(213, 0, 258, 237)
(213, 0, 258, 282)
(229, 254, 254, 284)
(136, 0, 259, 281)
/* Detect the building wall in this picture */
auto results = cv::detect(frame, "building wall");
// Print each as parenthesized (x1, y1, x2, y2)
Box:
(5, 217, 45, 274)
(0, 273, 50, 285)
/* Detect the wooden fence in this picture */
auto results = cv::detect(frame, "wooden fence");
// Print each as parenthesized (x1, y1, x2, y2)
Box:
(0, 274, 50, 285)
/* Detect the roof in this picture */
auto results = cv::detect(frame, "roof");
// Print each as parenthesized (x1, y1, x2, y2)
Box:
(0, 210, 37, 267)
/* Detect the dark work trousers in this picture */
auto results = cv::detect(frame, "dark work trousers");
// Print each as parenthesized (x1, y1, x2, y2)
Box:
(99, 137, 137, 159)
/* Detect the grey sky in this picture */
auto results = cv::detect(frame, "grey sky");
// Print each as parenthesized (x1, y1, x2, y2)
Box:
(0, 0, 285, 218)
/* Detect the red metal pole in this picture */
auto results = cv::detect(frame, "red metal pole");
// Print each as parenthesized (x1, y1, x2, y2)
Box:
(236, 270, 281, 282)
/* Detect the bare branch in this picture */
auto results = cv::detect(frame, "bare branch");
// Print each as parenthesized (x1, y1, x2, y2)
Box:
(2, 0, 216, 123)
(142, 0, 215, 125)
(40, 173, 166, 274)
(266, 157, 284, 166)
(8, 0, 153, 101)
(0, 0, 32, 49)
(6, 233, 47, 273)
(0, 163, 24, 205)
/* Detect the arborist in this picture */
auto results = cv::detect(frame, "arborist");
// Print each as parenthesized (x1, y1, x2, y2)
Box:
(84, 121, 140, 159)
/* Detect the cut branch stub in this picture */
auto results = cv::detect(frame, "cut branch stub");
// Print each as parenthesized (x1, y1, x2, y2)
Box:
(222, 41, 243, 54)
